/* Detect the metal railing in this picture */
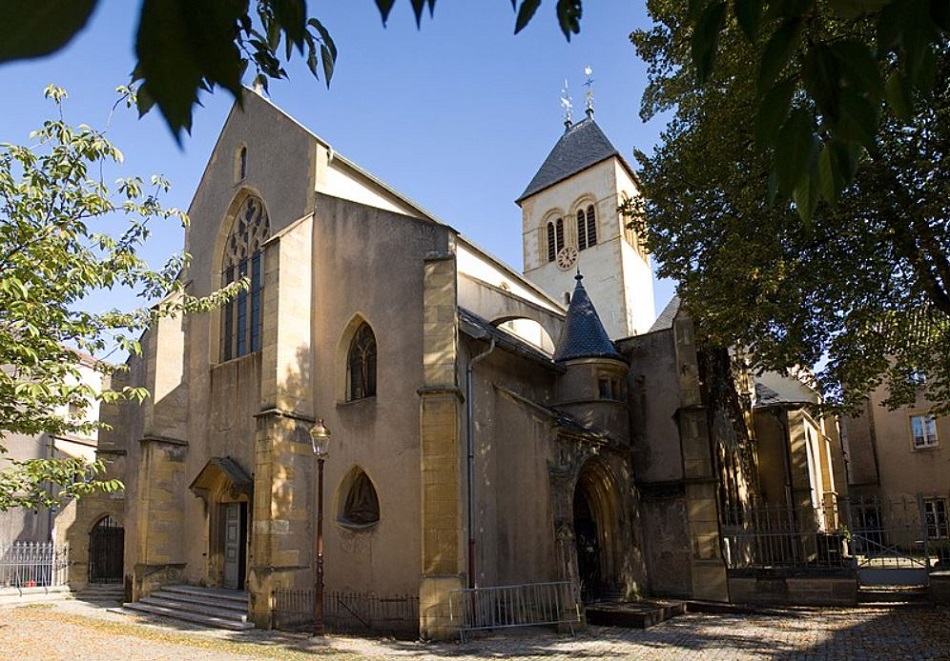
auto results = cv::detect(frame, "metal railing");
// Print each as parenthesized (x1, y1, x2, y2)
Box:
(270, 588, 418, 637)
(722, 495, 950, 572)
(0, 542, 69, 592)
(449, 581, 581, 642)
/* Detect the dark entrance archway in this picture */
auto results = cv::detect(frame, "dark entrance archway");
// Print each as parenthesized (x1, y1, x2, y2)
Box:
(88, 515, 124, 584)
(572, 458, 623, 602)
(573, 488, 602, 601)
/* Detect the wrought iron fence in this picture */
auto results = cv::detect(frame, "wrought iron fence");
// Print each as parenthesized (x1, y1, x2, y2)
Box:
(0, 542, 69, 591)
(270, 588, 418, 637)
(449, 581, 581, 642)
(722, 495, 950, 572)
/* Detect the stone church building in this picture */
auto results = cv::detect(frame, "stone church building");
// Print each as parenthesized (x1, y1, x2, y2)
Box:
(64, 91, 823, 637)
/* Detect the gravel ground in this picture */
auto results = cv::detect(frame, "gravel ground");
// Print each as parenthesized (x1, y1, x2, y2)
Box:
(0, 599, 948, 660)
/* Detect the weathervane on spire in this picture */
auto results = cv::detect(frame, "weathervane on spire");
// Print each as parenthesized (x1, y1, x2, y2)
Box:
(584, 65, 595, 118)
(561, 79, 573, 129)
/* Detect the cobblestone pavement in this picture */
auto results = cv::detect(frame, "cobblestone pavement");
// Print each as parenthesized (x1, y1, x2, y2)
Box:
(0, 599, 948, 660)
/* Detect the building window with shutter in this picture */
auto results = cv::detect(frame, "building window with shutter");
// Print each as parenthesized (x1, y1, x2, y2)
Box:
(546, 217, 564, 262)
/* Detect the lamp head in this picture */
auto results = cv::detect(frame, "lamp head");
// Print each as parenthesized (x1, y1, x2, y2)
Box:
(309, 418, 332, 457)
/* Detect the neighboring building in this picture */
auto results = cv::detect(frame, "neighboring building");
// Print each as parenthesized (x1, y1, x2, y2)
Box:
(842, 379, 950, 547)
(67, 91, 842, 635)
(0, 352, 102, 548)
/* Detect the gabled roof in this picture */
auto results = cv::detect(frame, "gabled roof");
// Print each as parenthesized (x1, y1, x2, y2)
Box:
(554, 273, 622, 363)
(649, 296, 681, 333)
(459, 307, 564, 373)
(517, 117, 632, 203)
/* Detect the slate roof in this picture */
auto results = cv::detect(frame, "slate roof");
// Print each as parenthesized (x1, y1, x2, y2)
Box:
(458, 307, 564, 373)
(553, 274, 623, 363)
(649, 296, 681, 333)
(517, 117, 628, 202)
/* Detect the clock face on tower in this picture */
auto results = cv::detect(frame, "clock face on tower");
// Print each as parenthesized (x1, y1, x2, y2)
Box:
(556, 246, 578, 271)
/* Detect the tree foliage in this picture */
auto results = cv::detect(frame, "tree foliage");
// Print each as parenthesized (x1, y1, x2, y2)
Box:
(630, 1, 950, 412)
(685, 0, 949, 218)
(0, 1, 580, 141)
(0, 87, 240, 511)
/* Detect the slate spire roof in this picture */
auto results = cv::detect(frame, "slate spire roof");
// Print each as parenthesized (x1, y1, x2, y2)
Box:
(517, 117, 625, 203)
(554, 273, 623, 363)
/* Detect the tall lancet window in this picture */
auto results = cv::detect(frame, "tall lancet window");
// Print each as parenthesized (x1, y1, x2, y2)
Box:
(347, 323, 377, 401)
(221, 196, 270, 361)
(546, 217, 564, 262)
(577, 205, 596, 250)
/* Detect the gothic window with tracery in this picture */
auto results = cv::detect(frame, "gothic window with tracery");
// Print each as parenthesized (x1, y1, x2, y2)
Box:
(347, 323, 377, 400)
(546, 217, 564, 262)
(221, 196, 269, 361)
(577, 204, 596, 250)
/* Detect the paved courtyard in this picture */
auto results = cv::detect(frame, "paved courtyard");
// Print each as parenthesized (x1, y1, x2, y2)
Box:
(0, 599, 948, 660)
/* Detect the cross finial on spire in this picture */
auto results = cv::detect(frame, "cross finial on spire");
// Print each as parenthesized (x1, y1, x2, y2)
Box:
(584, 66, 595, 118)
(560, 80, 573, 129)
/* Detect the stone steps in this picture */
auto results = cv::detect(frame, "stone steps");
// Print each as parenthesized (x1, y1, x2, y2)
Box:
(857, 585, 930, 607)
(585, 599, 687, 629)
(116, 585, 254, 631)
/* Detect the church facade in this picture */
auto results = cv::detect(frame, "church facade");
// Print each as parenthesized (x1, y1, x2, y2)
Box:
(64, 91, 828, 636)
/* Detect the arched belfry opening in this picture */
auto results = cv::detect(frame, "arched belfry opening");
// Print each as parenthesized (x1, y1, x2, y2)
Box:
(572, 458, 622, 602)
(189, 457, 253, 590)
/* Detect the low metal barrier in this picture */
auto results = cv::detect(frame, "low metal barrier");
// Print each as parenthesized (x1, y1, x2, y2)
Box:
(449, 581, 581, 642)
(0, 542, 69, 592)
(270, 588, 418, 637)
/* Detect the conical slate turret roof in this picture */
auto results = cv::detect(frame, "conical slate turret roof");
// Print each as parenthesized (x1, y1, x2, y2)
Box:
(554, 273, 623, 363)
(517, 117, 623, 203)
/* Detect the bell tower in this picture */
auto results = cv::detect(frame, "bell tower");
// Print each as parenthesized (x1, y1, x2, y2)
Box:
(517, 101, 654, 339)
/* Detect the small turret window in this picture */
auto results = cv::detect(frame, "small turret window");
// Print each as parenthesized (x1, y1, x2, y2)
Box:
(577, 205, 596, 251)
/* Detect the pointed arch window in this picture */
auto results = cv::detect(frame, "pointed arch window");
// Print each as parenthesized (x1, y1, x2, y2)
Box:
(339, 467, 380, 526)
(221, 196, 269, 361)
(577, 204, 596, 251)
(546, 217, 564, 262)
(347, 323, 377, 401)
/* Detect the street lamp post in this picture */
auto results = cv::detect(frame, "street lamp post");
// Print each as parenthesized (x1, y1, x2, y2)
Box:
(309, 418, 331, 636)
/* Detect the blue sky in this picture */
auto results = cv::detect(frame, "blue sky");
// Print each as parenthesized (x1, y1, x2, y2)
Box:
(0, 1, 675, 318)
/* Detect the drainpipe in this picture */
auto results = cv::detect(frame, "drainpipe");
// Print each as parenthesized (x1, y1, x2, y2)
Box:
(466, 338, 495, 589)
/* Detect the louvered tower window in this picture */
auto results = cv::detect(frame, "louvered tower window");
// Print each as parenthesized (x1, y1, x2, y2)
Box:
(577, 205, 597, 251)
(546, 217, 564, 262)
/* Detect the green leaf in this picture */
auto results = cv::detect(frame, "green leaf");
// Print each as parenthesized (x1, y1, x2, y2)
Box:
(828, 0, 890, 18)
(835, 89, 879, 144)
(792, 165, 820, 221)
(692, 0, 727, 82)
(756, 77, 797, 146)
(0, 0, 98, 63)
(756, 17, 802, 95)
(515, 0, 542, 34)
(409, 0, 437, 27)
(885, 69, 913, 120)
(320, 44, 334, 87)
(271, 0, 307, 52)
(375, 0, 396, 24)
(774, 108, 818, 195)
(134, 0, 245, 139)
(831, 40, 884, 99)
(734, 0, 763, 42)
(556, 0, 583, 41)
(803, 44, 841, 125)
(817, 140, 860, 204)
(308, 18, 337, 62)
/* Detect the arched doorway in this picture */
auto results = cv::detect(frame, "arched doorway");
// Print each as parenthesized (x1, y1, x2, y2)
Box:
(189, 457, 253, 590)
(88, 515, 124, 584)
(572, 459, 622, 602)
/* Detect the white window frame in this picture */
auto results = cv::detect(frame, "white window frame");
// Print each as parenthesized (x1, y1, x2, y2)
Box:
(910, 414, 939, 449)
(924, 498, 949, 539)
